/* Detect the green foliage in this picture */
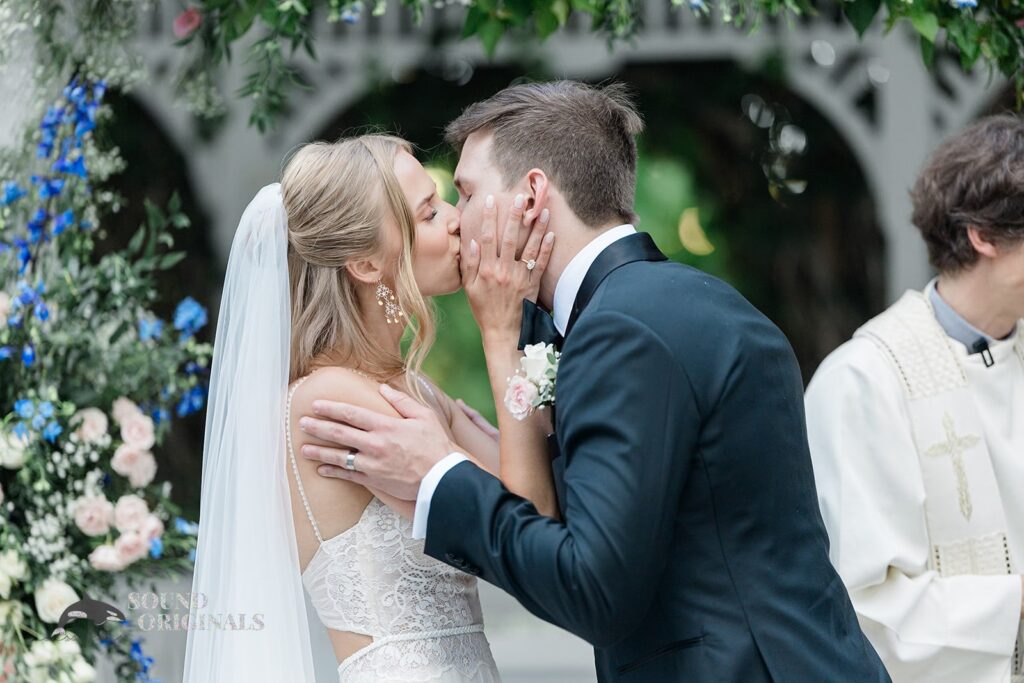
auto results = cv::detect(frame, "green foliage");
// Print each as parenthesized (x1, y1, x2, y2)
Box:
(174, 0, 1024, 129)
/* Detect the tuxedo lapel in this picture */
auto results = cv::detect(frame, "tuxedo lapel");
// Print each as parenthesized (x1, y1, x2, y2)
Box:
(564, 232, 668, 338)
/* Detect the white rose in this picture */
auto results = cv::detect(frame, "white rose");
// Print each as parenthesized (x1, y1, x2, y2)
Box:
(34, 578, 79, 624)
(521, 343, 552, 383)
(88, 544, 124, 572)
(0, 573, 9, 600)
(114, 531, 149, 565)
(73, 495, 114, 537)
(111, 397, 143, 425)
(0, 600, 23, 629)
(71, 659, 96, 683)
(503, 375, 539, 421)
(0, 550, 26, 582)
(0, 431, 29, 470)
(120, 413, 155, 451)
(56, 638, 80, 659)
(114, 494, 149, 533)
(72, 408, 108, 445)
(127, 451, 157, 488)
(0, 292, 9, 328)
(30, 639, 57, 665)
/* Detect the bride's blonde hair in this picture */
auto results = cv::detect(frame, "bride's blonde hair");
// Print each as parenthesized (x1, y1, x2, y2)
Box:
(281, 134, 435, 404)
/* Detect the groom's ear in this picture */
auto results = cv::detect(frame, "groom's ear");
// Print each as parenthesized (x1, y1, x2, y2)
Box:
(523, 169, 549, 227)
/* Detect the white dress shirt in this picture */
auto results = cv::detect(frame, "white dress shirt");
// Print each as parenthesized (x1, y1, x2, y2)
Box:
(411, 224, 638, 539)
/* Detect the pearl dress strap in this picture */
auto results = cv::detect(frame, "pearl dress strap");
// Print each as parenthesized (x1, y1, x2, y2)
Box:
(287, 374, 324, 545)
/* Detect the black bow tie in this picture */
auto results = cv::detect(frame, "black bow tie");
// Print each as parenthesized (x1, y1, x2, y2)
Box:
(518, 299, 563, 351)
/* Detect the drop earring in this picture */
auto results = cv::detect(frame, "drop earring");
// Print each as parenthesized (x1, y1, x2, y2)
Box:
(375, 278, 405, 324)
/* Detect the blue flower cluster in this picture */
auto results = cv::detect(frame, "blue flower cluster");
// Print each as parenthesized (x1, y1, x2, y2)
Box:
(138, 317, 164, 342)
(130, 637, 162, 683)
(0, 78, 106, 273)
(11, 398, 62, 443)
(176, 385, 206, 418)
(174, 517, 199, 536)
(173, 297, 208, 339)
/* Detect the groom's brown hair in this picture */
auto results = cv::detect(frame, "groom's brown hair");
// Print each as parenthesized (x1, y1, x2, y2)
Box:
(445, 80, 644, 227)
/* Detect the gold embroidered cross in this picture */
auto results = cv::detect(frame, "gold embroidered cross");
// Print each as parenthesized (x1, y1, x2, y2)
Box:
(925, 412, 981, 521)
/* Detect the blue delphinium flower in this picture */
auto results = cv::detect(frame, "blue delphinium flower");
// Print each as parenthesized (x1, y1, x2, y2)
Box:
(138, 318, 164, 342)
(52, 209, 75, 235)
(176, 385, 206, 417)
(151, 407, 170, 426)
(149, 537, 164, 560)
(34, 301, 50, 321)
(1, 181, 27, 206)
(0, 347, 11, 360)
(21, 344, 34, 367)
(38, 401, 54, 419)
(31, 414, 46, 430)
(173, 297, 208, 339)
(12, 422, 29, 440)
(341, 2, 363, 23)
(951, 0, 977, 7)
(14, 399, 34, 418)
(175, 517, 200, 536)
(28, 208, 49, 244)
(32, 175, 65, 200)
(42, 421, 62, 443)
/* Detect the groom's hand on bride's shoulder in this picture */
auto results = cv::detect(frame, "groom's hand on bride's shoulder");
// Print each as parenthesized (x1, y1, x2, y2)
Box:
(298, 384, 458, 501)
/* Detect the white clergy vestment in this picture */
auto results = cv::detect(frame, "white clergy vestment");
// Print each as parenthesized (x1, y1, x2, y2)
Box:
(805, 283, 1024, 683)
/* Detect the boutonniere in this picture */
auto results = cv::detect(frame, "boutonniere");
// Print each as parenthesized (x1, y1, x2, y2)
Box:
(504, 342, 560, 421)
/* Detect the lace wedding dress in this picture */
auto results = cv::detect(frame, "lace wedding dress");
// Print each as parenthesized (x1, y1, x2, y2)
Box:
(286, 373, 502, 682)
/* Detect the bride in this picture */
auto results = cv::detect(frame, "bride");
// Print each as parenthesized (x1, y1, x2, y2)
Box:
(181, 135, 555, 681)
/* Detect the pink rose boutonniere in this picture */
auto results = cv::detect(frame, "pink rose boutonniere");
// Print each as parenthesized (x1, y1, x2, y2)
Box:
(503, 342, 559, 421)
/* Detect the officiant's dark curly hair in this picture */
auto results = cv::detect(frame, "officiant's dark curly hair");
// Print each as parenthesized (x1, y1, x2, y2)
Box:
(444, 80, 644, 227)
(910, 114, 1024, 274)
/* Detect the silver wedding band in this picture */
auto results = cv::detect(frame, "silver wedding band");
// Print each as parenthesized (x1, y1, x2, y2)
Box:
(344, 452, 358, 472)
(525, 259, 537, 271)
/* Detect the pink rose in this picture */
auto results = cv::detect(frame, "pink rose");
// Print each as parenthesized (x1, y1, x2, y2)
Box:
(88, 544, 124, 572)
(140, 514, 164, 542)
(114, 531, 149, 565)
(173, 7, 202, 39)
(114, 494, 149, 533)
(120, 413, 155, 451)
(111, 397, 142, 425)
(73, 495, 114, 537)
(503, 375, 539, 421)
(73, 407, 108, 445)
(127, 451, 157, 488)
(111, 444, 144, 476)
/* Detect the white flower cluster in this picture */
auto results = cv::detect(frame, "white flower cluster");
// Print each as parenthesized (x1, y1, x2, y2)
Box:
(25, 501, 71, 566)
(0, 549, 27, 600)
(19, 632, 96, 683)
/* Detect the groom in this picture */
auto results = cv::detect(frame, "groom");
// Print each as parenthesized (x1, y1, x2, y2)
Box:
(299, 81, 889, 682)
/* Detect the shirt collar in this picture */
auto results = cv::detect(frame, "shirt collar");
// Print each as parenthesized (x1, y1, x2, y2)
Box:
(926, 277, 1014, 352)
(552, 224, 637, 335)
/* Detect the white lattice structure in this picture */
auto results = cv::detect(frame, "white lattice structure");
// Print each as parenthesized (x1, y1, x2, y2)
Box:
(132, 0, 1005, 302)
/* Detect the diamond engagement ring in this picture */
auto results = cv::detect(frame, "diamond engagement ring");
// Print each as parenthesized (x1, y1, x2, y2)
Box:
(525, 259, 537, 271)
(344, 452, 358, 472)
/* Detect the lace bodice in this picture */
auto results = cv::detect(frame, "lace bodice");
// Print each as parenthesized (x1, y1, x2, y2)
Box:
(299, 496, 483, 635)
(286, 372, 499, 682)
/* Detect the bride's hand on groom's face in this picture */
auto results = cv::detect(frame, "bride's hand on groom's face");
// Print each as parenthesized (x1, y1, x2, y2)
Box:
(461, 193, 554, 344)
(299, 384, 457, 501)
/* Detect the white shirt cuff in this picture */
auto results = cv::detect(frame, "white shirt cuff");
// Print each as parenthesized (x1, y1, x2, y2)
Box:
(411, 452, 468, 539)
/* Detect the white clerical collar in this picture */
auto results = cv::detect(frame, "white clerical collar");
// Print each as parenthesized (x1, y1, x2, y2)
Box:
(552, 224, 637, 335)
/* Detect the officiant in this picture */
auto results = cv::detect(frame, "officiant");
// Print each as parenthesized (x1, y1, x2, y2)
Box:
(805, 115, 1024, 683)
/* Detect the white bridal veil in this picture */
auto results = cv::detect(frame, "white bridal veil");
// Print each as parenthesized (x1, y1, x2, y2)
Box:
(182, 184, 318, 681)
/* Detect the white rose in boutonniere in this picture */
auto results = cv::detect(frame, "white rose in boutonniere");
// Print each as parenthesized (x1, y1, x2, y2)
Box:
(503, 342, 560, 421)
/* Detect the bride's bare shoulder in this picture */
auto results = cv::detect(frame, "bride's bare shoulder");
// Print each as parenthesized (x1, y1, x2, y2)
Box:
(289, 367, 401, 422)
